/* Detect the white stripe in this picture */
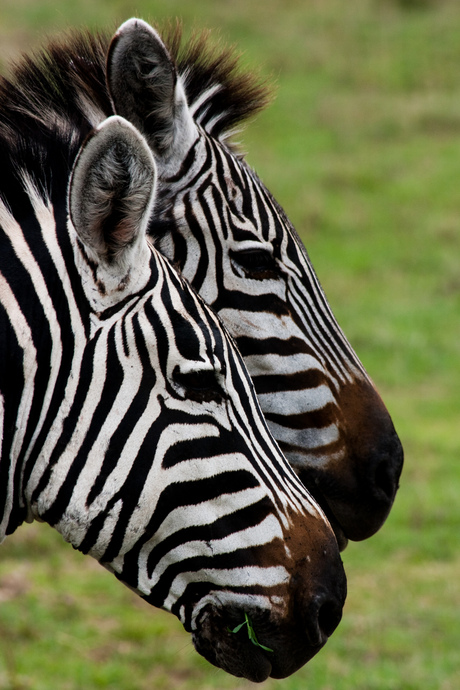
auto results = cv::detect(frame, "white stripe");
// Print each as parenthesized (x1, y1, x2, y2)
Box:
(188, 83, 222, 117)
(244, 352, 326, 377)
(138, 512, 284, 593)
(1, 184, 65, 464)
(217, 308, 308, 342)
(128, 485, 267, 558)
(30, 328, 109, 514)
(258, 385, 335, 416)
(190, 591, 275, 629)
(266, 420, 340, 456)
(165, 564, 289, 611)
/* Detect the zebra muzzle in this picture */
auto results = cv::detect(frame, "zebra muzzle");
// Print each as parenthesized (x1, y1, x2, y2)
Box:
(191, 583, 345, 681)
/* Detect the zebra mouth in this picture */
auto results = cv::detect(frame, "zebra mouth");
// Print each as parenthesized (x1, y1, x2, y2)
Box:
(191, 603, 329, 681)
(192, 606, 273, 682)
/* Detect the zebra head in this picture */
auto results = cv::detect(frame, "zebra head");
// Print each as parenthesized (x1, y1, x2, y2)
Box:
(106, 18, 403, 548)
(0, 114, 345, 680)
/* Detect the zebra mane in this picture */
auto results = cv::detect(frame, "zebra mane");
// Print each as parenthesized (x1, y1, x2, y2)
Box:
(0, 30, 110, 209)
(0, 21, 272, 159)
(164, 22, 272, 138)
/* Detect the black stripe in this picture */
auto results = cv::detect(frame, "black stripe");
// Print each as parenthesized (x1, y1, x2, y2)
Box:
(251, 369, 329, 394)
(29, 329, 101, 515)
(146, 497, 273, 577)
(236, 335, 320, 359)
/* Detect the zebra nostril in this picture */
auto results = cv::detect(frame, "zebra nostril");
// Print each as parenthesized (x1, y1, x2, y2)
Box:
(374, 459, 396, 500)
(304, 592, 344, 646)
(372, 433, 403, 502)
(317, 598, 343, 638)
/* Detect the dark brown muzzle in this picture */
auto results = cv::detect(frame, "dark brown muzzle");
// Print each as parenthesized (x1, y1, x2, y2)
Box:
(191, 540, 346, 681)
(297, 377, 403, 546)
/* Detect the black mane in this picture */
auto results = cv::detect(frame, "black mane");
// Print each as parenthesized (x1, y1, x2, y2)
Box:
(0, 21, 271, 175)
(165, 22, 272, 137)
(0, 30, 111, 211)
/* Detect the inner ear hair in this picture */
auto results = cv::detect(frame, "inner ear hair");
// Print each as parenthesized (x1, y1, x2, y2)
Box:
(69, 115, 156, 266)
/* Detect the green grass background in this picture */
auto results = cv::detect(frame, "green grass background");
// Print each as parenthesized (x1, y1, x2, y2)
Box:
(0, 0, 459, 688)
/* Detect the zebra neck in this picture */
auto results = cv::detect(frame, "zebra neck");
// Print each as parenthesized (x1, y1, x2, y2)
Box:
(0, 180, 83, 540)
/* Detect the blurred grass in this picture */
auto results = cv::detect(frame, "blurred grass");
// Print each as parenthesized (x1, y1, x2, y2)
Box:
(1, 0, 459, 688)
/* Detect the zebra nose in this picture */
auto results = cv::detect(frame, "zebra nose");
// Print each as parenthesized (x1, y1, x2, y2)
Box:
(332, 428, 403, 542)
(303, 590, 344, 647)
(192, 552, 347, 681)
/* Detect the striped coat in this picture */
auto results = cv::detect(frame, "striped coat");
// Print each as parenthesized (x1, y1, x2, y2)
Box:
(0, 100, 345, 680)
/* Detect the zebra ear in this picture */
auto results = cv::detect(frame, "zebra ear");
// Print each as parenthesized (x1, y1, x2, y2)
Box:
(107, 18, 196, 158)
(69, 115, 156, 267)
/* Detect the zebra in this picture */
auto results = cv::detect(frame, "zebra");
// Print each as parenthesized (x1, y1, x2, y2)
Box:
(107, 18, 404, 547)
(0, 21, 403, 550)
(0, 107, 346, 681)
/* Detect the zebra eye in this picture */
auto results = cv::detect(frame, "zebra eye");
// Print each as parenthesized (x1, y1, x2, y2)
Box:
(172, 365, 226, 403)
(230, 248, 278, 279)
